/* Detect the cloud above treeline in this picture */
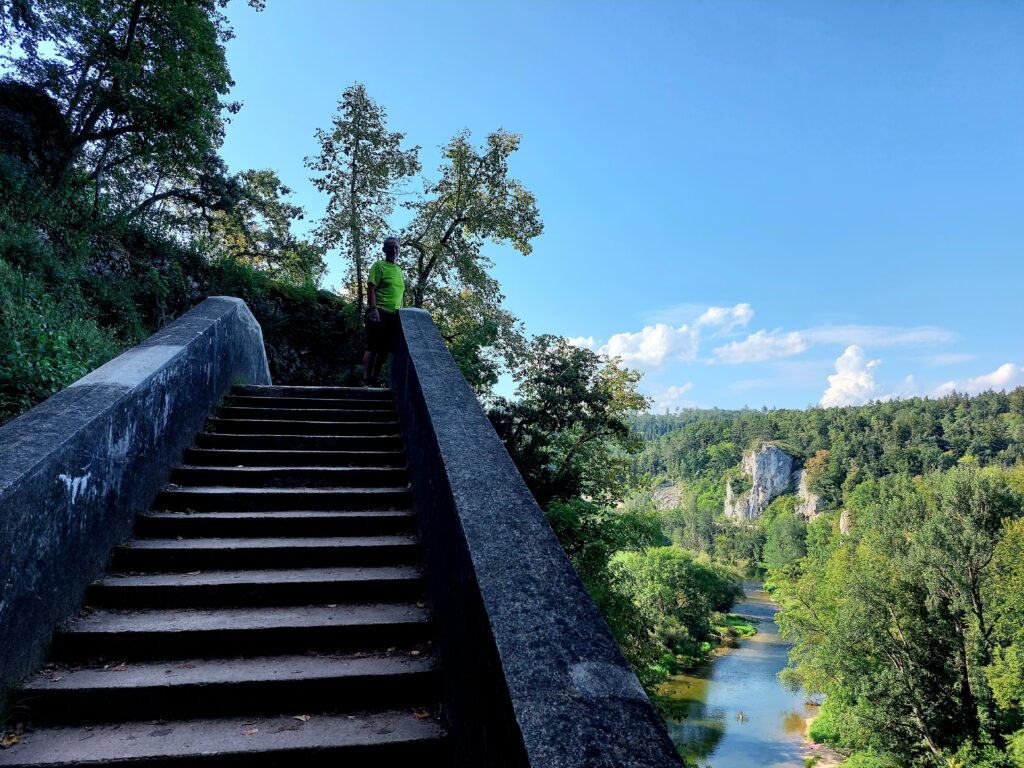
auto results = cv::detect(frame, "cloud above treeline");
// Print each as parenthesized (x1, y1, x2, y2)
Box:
(567, 302, 1018, 412)
(574, 304, 954, 369)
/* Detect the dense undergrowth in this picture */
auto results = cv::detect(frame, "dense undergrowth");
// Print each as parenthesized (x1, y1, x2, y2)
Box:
(0, 162, 363, 426)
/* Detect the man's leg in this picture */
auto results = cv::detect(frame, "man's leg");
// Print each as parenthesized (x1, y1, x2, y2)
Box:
(362, 350, 376, 384)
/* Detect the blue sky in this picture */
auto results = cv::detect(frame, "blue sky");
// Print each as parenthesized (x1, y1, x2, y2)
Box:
(218, 0, 1023, 410)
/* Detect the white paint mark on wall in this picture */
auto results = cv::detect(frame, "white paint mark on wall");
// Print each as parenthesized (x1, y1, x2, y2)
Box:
(58, 473, 92, 505)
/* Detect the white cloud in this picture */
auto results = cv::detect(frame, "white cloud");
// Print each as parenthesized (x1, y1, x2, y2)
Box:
(567, 336, 596, 349)
(696, 303, 754, 334)
(879, 374, 920, 402)
(920, 352, 976, 366)
(598, 323, 700, 367)
(820, 346, 881, 407)
(804, 325, 955, 348)
(713, 329, 808, 364)
(933, 363, 1024, 397)
(649, 383, 696, 412)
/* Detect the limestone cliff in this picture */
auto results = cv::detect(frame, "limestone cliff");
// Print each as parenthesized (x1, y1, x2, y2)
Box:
(724, 443, 796, 520)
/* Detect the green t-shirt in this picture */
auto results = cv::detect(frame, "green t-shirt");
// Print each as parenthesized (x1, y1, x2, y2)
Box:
(367, 259, 404, 312)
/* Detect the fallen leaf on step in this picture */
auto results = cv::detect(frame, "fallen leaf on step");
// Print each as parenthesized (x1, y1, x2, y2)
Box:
(1, 733, 20, 748)
(413, 710, 432, 720)
(409, 650, 420, 657)
(292, 715, 311, 722)
(113, 664, 127, 672)
(185, 571, 201, 576)
(326, 604, 337, 608)
(242, 727, 259, 736)
(48, 675, 63, 682)
(416, 601, 426, 608)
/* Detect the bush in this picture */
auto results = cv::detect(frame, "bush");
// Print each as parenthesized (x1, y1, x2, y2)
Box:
(841, 750, 900, 768)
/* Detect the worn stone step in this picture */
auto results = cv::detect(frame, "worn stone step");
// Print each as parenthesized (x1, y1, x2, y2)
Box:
(111, 535, 421, 572)
(0, 710, 446, 766)
(183, 448, 406, 467)
(155, 486, 411, 512)
(135, 510, 417, 540)
(168, 465, 408, 489)
(232, 384, 394, 401)
(206, 418, 400, 437)
(225, 395, 396, 410)
(195, 433, 403, 451)
(50, 604, 431, 662)
(216, 407, 398, 423)
(17, 654, 438, 725)
(88, 566, 426, 608)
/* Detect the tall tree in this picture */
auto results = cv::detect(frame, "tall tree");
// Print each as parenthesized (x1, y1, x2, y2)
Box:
(401, 129, 543, 309)
(1, 0, 261, 216)
(306, 83, 419, 313)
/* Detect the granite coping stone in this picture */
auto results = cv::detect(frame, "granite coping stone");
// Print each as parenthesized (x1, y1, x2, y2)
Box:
(392, 308, 683, 767)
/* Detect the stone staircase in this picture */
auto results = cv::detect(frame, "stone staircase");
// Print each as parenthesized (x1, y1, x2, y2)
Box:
(1, 386, 446, 766)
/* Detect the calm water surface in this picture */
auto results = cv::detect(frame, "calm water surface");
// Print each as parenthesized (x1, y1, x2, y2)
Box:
(661, 581, 817, 768)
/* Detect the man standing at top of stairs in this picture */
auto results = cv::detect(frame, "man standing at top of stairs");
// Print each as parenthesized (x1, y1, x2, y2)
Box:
(362, 237, 404, 387)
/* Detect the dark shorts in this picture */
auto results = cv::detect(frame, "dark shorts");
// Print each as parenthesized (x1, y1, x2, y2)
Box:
(364, 308, 398, 353)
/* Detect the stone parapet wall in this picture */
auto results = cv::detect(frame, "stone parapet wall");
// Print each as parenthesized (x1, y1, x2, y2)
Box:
(391, 308, 682, 767)
(0, 297, 270, 702)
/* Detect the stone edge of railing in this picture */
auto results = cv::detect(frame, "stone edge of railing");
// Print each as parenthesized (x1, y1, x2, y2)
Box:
(391, 308, 683, 767)
(0, 296, 271, 704)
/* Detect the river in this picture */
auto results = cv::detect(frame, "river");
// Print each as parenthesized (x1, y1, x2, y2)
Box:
(659, 581, 835, 768)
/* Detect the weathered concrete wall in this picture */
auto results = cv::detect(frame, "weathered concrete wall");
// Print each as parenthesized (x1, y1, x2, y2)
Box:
(391, 308, 682, 768)
(0, 297, 270, 701)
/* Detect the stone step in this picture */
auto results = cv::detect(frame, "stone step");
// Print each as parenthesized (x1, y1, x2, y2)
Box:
(155, 486, 411, 512)
(50, 604, 431, 662)
(17, 654, 438, 725)
(0, 710, 445, 767)
(225, 395, 396, 410)
(111, 535, 420, 572)
(194, 433, 403, 451)
(135, 510, 417, 539)
(88, 566, 426, 609)
(206, 418, 400, 437)
(232, 384, 394, 401)
(169, 465, 408, 489)
(182, 448, 406, 467)
(216, 407, 399, 423)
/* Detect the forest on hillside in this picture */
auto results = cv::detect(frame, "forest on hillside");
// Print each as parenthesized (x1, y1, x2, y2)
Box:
(626, 393, 1024, 767)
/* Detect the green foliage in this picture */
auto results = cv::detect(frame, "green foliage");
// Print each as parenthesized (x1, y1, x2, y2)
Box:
(773, 465, 1024, 764)
(841, 750, 901, 768)
(611, 546, 743, 663)
(489, 335, 648, 508)
(201, 169, 325, 285)
(2, 0, 262, 221)
(0, 259, 120, 421)
(762, 505, 807, 573)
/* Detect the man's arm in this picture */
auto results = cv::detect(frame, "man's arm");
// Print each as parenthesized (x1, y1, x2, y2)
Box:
(367, 283, 379, 319)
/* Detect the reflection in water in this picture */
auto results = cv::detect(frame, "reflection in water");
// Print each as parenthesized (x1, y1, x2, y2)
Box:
(659, 582, 816, 768)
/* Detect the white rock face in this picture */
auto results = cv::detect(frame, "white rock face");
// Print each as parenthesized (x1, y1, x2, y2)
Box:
(724, 443, 795, 520)
(650, 481, 685, 511)
(839, 509, 852, 534)
(794, 469, 823, 520)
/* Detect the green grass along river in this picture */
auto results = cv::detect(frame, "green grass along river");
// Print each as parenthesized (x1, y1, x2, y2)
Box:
(659, 582, 843, 768)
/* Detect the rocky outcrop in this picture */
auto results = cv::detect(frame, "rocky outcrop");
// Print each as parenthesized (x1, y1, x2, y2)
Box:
(840, 509, 852, 534)
(650, 481, 685, 511)
(724, 443, 796, 521)
(794, 469, 823, 520)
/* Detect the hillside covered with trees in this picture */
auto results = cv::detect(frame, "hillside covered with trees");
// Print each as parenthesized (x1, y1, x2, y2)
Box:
(626, 392, 1024, 766)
